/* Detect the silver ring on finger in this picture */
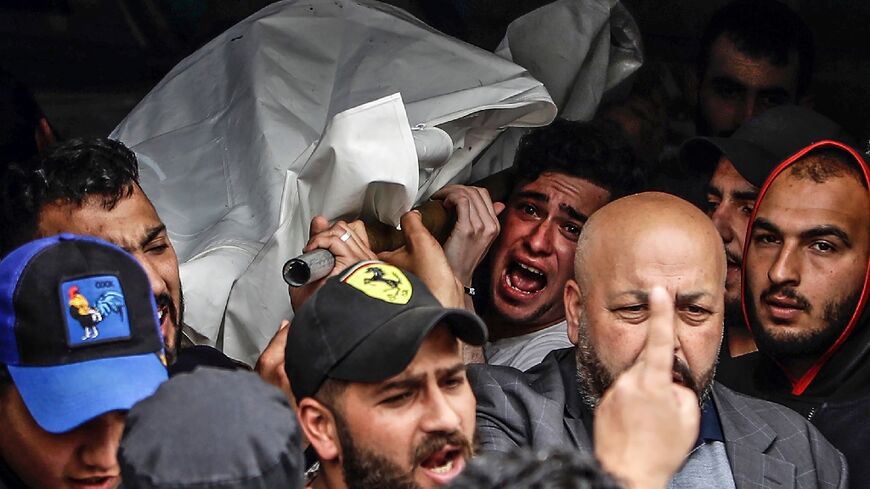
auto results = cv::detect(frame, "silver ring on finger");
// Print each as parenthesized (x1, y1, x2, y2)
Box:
(339, 230, 352, 242)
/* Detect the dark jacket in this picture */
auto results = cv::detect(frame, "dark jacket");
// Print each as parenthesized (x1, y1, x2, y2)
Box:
(470, 349, 847, 489)
(719, 140, 870, 486)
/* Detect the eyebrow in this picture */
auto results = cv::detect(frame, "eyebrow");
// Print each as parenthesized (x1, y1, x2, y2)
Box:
(617, 290, 713, 303)
(514, 190, 588, 223)
(139, 224, 167, 250)
(801, 225, 853, 248)
(706, 186, 757, 202)
(559, 203, 588, 223)
(374, 362, 467, 395)
(754, 218, 852, 248)
(515, 190, 548, 203)
(732, 189, 759, 201)
(675, 292, 714, 304)
(752, 217, 781, 235)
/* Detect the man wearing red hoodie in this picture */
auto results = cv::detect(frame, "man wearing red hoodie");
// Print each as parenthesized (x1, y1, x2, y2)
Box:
(735, 140, 870, 481)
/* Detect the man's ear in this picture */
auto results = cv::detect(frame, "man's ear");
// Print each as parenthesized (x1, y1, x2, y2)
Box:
(564, 279, 584, 346)
(297, 398, 341, 462)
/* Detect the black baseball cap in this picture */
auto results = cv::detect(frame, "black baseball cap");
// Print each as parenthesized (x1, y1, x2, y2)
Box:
(681, 106, 853, 187)
(0, 234, 167, 433)
(285, 261, 487, 400)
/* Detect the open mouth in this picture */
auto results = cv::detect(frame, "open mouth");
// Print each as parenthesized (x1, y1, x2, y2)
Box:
(156, 304, 170, 335)
(419, 445, 465, 484)
(502, 260, 547, 297)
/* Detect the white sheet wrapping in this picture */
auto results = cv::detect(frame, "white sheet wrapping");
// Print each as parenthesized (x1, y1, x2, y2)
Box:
(470, 0, 643, 180)
(111, 0, 641, 365)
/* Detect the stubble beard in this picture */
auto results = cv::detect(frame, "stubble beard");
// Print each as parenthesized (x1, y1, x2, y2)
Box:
(749, 285, 860, 362)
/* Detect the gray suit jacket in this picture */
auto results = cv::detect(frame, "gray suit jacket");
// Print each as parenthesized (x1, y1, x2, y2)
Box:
(469, 349, 848, 489)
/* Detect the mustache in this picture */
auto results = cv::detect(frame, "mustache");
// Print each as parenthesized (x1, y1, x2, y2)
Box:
(672, 356, 697, 393)
(412, 431, 473, 467)
(761, 284, 812, 311)
(155, 293, 178, 321)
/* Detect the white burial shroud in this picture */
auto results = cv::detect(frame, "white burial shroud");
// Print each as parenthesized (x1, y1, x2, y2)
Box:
(111, 0, 640, 365)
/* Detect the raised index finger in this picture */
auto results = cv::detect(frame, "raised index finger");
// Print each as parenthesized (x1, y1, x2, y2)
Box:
(639, 286, 676, 384)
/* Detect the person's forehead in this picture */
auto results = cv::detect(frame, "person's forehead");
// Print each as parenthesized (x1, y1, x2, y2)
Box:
(706, 35, 799, 92)
(759, 173, 870, 234)
(37, 190, 164, 250)
(514, 172, 609, 209)
(588, 225, 723, 293)
(710, 157, 753, 189)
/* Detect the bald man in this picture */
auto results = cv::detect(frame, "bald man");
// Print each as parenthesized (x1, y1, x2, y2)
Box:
(469, 193, 847, 489)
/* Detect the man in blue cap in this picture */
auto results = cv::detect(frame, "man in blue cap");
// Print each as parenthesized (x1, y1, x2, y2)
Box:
(0, 234, 168, 489)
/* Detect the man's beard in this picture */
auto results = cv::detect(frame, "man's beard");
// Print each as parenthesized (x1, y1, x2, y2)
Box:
(156, 289, 184, 365)
(748, 284, 859, 362)
(574, 314, 715, 410)
(333, 409, 474, 489)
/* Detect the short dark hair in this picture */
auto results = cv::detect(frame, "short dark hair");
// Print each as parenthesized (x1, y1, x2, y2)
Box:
(447, 447, 622, 489)
(698, 0, 815, 99)
(512, 119, 645, 200)
(1, 137, 140, 256)
(313, 377, 350, 409)
(789, 147, 868, 189)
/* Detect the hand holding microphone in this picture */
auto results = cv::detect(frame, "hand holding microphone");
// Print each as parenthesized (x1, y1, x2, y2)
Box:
(286, 217, 376, 310)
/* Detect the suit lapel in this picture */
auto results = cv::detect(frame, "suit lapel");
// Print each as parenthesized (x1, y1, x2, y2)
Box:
(714, 384, 796, 489)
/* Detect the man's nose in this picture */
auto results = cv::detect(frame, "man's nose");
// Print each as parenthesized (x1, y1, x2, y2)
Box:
(741, 94, 761, 125)
(711, 206, 735, 244)
(524, 220, 555, 256)
(136, 254, 168, 298)
(768, 245, 800, 286)
(420, 389, 462, 434)
(78, 412, 125, 470)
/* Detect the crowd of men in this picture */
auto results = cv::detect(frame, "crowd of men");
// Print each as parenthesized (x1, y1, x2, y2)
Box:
(1, 0, 868, 488)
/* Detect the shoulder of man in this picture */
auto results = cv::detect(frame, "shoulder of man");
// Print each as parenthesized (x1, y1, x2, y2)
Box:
(468, 349, 573, 454)
(713, 383, 848, 489)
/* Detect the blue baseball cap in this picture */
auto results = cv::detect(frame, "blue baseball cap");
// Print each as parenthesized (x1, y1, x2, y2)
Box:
(0, 234, 168, 433)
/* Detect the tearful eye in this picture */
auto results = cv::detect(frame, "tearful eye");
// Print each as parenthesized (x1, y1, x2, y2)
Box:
(523, 204, 537, 215)
(563, 223, 581, 237)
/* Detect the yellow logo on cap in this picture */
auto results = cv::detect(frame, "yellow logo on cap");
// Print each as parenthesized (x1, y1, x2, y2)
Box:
(343, 262, 412, 305)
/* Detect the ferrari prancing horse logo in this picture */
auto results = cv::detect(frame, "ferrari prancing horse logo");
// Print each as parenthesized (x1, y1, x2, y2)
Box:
(342, 262, 412, 305)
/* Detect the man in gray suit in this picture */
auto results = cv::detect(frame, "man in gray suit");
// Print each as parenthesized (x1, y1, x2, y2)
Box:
(469, 192, 847, 489)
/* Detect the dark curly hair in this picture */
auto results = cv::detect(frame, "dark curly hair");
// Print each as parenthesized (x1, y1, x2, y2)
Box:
(512, 119, 646, 200)
(1, 137, 140, 256)
(447, 447, 623, 489)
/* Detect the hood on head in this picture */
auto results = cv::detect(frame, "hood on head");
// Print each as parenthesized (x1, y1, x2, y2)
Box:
(741, 140, 870, 397)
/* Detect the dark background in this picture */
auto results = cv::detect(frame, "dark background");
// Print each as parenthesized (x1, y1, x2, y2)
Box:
(1, 0, 867, 147)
